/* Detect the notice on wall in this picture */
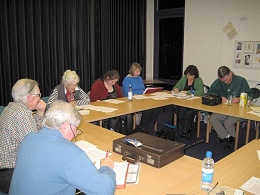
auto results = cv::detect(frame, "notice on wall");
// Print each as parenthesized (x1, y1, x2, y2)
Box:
(233, 41, 260, 69)
(223, 22, 239, 40)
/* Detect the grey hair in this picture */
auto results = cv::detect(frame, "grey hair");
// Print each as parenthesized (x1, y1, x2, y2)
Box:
(12, 78, 39, 103)
(62, 70, 80, 85)
(42, 100, 82, 129)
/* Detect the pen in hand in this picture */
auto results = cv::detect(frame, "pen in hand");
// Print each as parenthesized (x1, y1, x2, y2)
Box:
(106, 150, 110, 157)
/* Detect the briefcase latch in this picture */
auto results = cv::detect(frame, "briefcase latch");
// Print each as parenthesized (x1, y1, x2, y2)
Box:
(115, 144, 122, 153)
(122, 151, 141, 164)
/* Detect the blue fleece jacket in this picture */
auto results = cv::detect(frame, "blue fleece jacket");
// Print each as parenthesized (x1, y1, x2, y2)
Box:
(9, 128, 116, 195)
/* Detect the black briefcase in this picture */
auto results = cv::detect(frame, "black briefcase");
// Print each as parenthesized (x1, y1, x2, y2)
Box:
(113, 132, 185, 168)
(202, 94, 222, 106)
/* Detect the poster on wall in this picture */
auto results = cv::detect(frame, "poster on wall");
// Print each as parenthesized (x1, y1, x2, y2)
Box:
(233, 41, 260, 69)
(252, 41, 260, 68)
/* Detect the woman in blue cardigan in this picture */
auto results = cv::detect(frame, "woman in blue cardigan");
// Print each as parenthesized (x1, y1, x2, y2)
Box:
(122, 62, 162, 135)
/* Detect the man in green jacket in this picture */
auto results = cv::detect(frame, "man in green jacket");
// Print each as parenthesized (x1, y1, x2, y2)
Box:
(208, 66, 253, 150)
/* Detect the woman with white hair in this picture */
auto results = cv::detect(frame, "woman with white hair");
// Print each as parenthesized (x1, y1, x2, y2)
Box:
(0, 78, 46, 194)
(48, 70, 90, 107)
(10, 101, 116, 195)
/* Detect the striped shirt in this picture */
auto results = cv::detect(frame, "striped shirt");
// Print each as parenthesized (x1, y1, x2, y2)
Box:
(0, 102, 43, 168)
(48, 84, 90, 107)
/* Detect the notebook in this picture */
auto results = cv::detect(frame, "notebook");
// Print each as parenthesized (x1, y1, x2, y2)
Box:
(143, 87, 163, 94)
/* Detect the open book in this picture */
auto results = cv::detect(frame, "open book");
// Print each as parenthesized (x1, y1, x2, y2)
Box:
(143, 87, 163, 94)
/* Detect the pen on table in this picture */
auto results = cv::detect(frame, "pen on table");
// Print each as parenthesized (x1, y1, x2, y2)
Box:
(106, 150, 109, 157)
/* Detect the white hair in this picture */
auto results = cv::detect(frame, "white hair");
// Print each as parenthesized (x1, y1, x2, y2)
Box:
(43, 100, 82, 129)
(62, 70, 80, 85)
(12, 78, 39, 104)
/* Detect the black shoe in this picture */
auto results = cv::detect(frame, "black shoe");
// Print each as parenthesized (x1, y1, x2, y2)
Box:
(224, 136, 234, 150)
(219, 138, 226, 143)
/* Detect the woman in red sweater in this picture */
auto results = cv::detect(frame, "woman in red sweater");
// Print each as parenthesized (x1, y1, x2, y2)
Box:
(90, 70, 122, 102)
(90, 70, 133, 134)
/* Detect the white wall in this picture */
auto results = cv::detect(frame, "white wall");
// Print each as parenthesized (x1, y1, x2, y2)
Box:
(184, 0, 260, 87)
(146, 0, 260, 87)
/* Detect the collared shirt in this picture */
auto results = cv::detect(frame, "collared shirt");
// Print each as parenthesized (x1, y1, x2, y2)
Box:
(0, 102, 43, 169)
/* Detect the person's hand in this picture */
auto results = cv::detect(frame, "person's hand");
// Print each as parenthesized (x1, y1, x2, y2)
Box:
(232, 97, 240, 104)
(101, 157, 114, 169)
(173, 88, 179, 93)
(36, 100, 46, 116)
(222, 96, 227, 103)
(69, 100, 77, 106)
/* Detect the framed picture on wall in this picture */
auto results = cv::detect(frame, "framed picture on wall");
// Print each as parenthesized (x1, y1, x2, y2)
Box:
(243, 54, 252, 66)
(244, 41, 254, 53)
(233, 41, 260, 69)
(255, 41, 260, 54)
(235, 41, 243, 51)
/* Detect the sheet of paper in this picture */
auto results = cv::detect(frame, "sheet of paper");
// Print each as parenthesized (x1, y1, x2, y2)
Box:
(247, 111, 260, 117)
(239, 176, 260, 195)
(150, 96, 168, 100)
(78, 105, 118, 113)
(103, 99, 125, 104)
(113, 161, 129, 186)
(250, 106, 260, 113)
(133, 95, 150, 99)
(78, 110, 90, 115)
(75, 140, 110, 163)
(257, 150, 260, 160)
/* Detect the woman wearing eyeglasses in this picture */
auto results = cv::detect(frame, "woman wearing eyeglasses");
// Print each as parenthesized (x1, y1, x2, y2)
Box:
(48, 70, 90, 107)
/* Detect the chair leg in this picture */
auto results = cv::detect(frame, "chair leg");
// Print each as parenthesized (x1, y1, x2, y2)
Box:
(245, 120, 251, 144)
(133, 113, 136, 129)
(154, 121, 158, 131)
(206, 122, 211, 143)
(234, 121, 240, 151)
(173, 112, 177, 126)
(256, 122, 259, 139)
(197, 111, 201, 138)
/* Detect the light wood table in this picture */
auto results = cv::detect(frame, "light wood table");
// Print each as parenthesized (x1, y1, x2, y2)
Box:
(81, 96, 170, 123)
(81, 93, 260, 150)
(161, 139, 260, 195)
(77, 122, 202, 195)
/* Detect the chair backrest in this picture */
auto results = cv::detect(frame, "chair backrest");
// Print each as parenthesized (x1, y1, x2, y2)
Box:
(251, 84, 260, 106)
(204, 84, 209, 94)
(41, 96, 50, 103)
(0, 106, 5, 115)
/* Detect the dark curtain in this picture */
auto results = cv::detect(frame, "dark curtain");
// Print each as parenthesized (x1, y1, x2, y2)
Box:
(98, 0, 146, 85)
(0, 0, 146, 106)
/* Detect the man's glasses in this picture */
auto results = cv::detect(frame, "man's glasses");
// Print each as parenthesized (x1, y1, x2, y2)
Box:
(70, 124, 82, 143)
(31, 93, 42, 98)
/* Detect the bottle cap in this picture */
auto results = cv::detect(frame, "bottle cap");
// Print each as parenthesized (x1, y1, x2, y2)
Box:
(206, 151, 212, 158)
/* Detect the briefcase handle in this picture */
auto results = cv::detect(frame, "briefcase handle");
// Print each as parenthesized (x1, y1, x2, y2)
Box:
(122, 151, 141, 164)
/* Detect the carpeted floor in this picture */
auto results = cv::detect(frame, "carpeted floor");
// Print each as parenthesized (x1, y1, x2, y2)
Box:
(156, 105, 257, 162)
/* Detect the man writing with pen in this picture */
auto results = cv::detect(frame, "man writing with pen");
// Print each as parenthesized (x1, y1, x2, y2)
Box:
(207, 66, 253, 150)
(9, 101, 116, 195)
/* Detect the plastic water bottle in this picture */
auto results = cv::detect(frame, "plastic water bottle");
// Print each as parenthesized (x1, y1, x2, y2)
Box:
(191, 88, 194, 97)
(128, 85, 133, 101)
(201, 151, 214, 191)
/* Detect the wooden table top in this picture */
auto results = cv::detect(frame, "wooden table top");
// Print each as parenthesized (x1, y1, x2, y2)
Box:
(161, 139, 260, 195)
(77, 123, 259, 195)
(81, 93, 260, 123)
(77, 122, 202, 195)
